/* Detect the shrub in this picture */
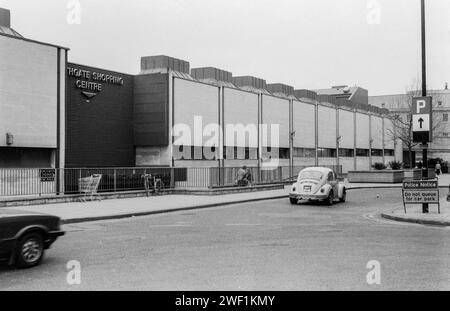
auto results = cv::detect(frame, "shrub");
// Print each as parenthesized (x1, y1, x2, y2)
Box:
(388, 161, 402, 170)
(372, 162, 387, 170)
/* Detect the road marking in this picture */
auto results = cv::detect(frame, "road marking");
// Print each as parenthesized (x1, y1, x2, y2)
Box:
(225, 224, 263, 226)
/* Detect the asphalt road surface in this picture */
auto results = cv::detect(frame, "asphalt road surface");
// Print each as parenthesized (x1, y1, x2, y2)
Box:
(1, 188, 449, 291)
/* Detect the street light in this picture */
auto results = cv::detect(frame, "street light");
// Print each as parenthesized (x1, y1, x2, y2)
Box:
(420, 0, 429, 213)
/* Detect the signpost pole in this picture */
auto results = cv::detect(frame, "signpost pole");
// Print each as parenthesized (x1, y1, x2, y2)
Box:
(421, 0, 428, 213)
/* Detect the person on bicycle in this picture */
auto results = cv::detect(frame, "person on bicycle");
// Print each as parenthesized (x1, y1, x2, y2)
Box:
(236, 166, 250, 187)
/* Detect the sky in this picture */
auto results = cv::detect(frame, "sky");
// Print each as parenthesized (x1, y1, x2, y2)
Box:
(1, 0, 450, 96)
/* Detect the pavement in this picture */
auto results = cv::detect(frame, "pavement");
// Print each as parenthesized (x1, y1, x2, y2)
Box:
(2, 188, 450, 291)
(8, 187, 290, 224)
(382, 204, 450, 226)
(2, 174, 449, 225)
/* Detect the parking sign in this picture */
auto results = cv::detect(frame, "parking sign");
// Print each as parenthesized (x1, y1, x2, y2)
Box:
(412, 96, 432, 143)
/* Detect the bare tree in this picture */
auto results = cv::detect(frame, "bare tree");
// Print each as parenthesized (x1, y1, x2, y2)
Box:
(385, 78, 444, 168)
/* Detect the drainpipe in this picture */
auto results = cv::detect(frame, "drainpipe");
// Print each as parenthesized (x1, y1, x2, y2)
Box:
(369, 113, 373, 170)
(336, 107, 340, 172)
(315, 101, 319, 166)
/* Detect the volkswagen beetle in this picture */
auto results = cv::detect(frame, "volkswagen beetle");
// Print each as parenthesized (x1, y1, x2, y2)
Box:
(289, 167, 346, 205)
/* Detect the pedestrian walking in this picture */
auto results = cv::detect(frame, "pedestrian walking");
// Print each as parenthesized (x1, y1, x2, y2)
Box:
(435, 162, 442, 176)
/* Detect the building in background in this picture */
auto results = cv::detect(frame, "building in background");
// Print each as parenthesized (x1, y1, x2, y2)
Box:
(369, 87, 450, 166)
(314, 85, 369, 105)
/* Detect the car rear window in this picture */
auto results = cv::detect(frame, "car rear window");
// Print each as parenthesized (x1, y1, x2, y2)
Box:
(299, 171, 323, 181)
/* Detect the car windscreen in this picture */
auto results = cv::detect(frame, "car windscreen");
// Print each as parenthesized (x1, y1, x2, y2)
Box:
(299, 171, 323, 181)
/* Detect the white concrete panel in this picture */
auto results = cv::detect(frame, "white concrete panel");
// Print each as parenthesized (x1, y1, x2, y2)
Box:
(372, 156, 384, 165)
(318, 105, 336, 148)
(339, 158, 355, 173)
(356, 113, 370, 148)
(293, 158, 316, 167)
(319, 158, 337, 166)
(384, 118, 395, 149)
(356, 158, 370, 170)
(173, 78, 219, 146)
(293, 100, 315, 148)
(262, 95, 290, 148)
(371, 116, 383, 149)
(0, 36, 58, 148)
(339, 110, 354, 149)
(385, 156, 395, 164)
(223, 88, 259, 147)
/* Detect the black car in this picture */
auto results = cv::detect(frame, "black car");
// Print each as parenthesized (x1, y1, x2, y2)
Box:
(0, 209, 65, 268)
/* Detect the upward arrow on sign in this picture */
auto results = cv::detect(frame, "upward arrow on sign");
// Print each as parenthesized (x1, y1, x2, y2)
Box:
(418, 118, 424, 129)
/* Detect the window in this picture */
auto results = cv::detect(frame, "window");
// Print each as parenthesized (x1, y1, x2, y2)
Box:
(293, 148, 316, 158)
(318, 148, 337, 158)
(438, 101, 443, 106)
(299, 170, 323, 181)
(384, 149, 395, 156)
(356, 149, 369, 157)
(327, 172, 335, 181)
(304, 148, 316, 158)
(279, 148, 290, 159)
(371, 149, 383, 157)
(173, 145, 218, 160)
(443, 114, 448, 122)
(339, 148, 354, 157)
(443, 133, 449, 137)
(225, 147, 257, 160)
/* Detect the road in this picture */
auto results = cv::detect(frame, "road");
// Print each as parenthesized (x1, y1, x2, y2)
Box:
(1, 188, 449, 291)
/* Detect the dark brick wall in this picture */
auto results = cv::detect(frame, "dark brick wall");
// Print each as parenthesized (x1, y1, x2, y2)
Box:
(133, 73, 169, 146)
(65, 63, 135, 168)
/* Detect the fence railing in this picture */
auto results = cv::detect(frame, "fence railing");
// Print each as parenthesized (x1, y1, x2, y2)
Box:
(0, 165, 342, 197)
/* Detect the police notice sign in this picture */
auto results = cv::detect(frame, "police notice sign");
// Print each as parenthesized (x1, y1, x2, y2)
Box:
(402, 180, 440, 213)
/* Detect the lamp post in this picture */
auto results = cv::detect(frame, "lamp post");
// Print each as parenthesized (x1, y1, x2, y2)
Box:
(420, 0, 429, 213)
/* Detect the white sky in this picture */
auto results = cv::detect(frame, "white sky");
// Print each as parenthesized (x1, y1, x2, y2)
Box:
(1, 0, 450, 95)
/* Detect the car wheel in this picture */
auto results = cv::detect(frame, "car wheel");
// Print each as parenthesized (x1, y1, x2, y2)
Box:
(16, 232, 45, 268)
(326, 191, 334, 206)
(290, 198, 298, 205)
(339, 189, 347, 203)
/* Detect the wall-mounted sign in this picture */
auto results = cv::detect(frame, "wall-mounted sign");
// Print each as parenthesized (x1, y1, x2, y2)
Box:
(39, 169, 55, 182)
(412, 96, 432, 143)
(67, 66, 124, 101)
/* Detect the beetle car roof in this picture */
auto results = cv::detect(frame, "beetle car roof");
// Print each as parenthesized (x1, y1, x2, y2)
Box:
(299, 167, 333, 174)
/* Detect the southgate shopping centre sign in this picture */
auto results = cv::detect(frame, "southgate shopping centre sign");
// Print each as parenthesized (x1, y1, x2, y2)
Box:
(67, 66, 124, 101)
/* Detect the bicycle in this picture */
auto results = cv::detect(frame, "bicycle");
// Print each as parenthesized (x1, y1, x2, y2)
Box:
(142, 173, 164, 196)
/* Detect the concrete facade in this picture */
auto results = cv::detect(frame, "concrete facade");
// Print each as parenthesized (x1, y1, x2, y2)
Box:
(131, 57, 395, 175)
(0, 30, 67, 171)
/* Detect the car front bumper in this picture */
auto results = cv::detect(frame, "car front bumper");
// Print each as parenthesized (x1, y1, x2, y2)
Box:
(289, 193, 328, 200)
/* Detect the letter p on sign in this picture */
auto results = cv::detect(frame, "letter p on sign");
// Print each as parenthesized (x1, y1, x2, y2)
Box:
(416, 100, 426, 113)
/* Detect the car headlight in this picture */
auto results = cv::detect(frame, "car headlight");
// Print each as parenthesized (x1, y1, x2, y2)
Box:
(320, 188, 325, 193)
(292, 186, 296, 192)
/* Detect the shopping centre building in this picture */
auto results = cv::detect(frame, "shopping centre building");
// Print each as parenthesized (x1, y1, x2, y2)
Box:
(1, 7, 398, 182)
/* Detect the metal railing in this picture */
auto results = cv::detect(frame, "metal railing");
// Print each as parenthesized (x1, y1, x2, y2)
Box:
(0, 165, 342, 197)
